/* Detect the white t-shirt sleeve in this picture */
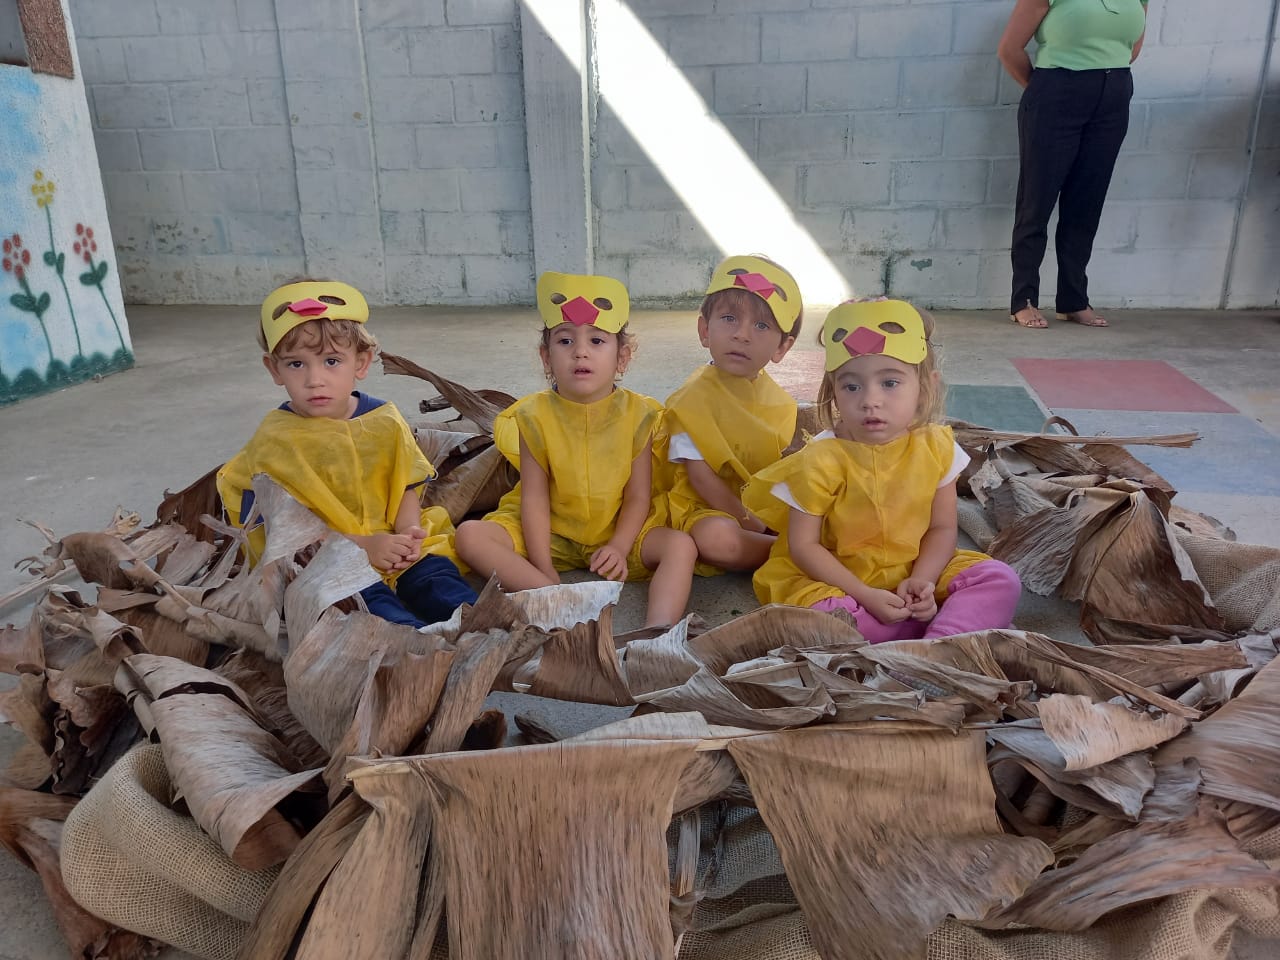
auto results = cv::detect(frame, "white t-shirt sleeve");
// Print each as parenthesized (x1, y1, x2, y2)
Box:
(668, 432, 705, 463)
(939, 441, 970, 488)
(771, 481, 817, 514)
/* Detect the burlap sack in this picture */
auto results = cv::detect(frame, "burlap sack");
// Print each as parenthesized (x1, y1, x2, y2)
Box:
(1178, 533, 1280, 634)
(60, 743, 280, 960)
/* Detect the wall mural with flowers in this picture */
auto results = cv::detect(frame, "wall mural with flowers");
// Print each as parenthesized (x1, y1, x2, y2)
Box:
(2, 42, 132, 406)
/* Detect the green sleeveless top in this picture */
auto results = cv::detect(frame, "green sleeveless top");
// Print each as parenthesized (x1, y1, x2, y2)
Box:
(1034, 0, 1147, 71)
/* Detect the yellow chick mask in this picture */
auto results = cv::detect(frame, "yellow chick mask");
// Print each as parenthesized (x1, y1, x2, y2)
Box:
(705, 255, 802, 334)
(821, 299, 927, 372)
(536, 272, 630, 334)
(260, 280, 370, 353)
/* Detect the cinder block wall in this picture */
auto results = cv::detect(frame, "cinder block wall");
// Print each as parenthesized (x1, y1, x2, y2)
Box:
(593, 0, 1279, 309)
(69, 0, 530, 305)
(70, 0, 1278, 308)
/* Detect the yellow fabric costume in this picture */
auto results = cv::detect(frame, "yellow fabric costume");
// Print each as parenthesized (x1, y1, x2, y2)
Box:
(663, 364, 797, 533)
(216, 399, 459, 587)
(744, 424, 989, 608)
(488, 387, 663, 580)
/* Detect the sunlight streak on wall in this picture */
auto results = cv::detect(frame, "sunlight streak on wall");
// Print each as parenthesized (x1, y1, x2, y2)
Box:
(525, 0, 853, 307)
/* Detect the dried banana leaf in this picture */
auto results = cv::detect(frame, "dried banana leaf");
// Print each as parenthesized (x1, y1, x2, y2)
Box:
(323, 644, 455, 798)
(687, 604, 865, 677)
(988, 483, 1131, 597)
(214, 649, 328, 770)
(296, 766, 432, 960)
(236, 793, 370, 960)
(636, 662, 836, 728)
(96, 590, 211, 665)
(46, 672, 140, 795)
(399, 737, 698, 960)
(284, 607, 450, 754)
(1063, 485, 1223, 635)
(380, 353, 514, 433)
(986, 630, 1202, 719)
(413, 426, 489, 466)
(1157, 656, 1280, 812)
(1, 617, 44, 674)
(1037, 694, 1187, 771)
(421, 442, 517, 523)
(1080, 441, 1176, 494)
(987, 723, 1154, 820)
(0, 786, 160, 959)
(122, 654, 325, 870)
(729, 726, 1053, 960)
(156, 464, 224, 542)
(983, 807, 1277, 931)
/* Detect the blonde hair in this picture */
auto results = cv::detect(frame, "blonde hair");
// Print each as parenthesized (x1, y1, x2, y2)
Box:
(814, 304, 944, 431)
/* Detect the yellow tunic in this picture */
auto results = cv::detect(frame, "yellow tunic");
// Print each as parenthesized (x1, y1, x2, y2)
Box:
(744, 424, 989, 608)
(488, 388, 663, 578)
(662, 364, 797, 533)
(216, 399, 459, 587)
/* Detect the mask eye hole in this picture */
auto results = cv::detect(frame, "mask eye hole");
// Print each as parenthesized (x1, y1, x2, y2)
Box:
(831, 327, 848, 343)
(592, 297, 612, 310)
(319, 295, 346, 305)
(272, 302, 291, 320)
(727, 268, 748, 277)
(774, 288, 788, 301)
(550, 293, 567, 305)
(878, 321, 905, 334)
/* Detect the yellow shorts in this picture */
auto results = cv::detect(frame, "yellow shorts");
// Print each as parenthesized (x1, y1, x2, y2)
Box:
(484, 503, 658, 582)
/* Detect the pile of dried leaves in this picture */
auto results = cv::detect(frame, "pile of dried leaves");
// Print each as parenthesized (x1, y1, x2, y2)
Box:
(2, 368, 1279, 960)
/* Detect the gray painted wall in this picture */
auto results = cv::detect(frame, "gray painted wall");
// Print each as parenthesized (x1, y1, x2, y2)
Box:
(70, 0, 1278, 309)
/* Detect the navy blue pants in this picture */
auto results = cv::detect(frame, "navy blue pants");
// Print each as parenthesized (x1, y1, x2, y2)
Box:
(359, 554, 477, 629)
(1011, 67, 1133, 316)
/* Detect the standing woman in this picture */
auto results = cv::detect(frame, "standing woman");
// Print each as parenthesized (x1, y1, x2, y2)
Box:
(999, 0, 1147, 329)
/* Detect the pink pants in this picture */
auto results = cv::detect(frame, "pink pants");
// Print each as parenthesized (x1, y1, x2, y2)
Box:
(811, 560, 1021, 644)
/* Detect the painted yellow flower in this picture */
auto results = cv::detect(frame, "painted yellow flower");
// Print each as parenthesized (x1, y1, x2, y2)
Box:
(30, 170, 57, 208)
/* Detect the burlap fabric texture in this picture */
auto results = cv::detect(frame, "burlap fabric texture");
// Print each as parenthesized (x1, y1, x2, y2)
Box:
(60, 743, 279, 960)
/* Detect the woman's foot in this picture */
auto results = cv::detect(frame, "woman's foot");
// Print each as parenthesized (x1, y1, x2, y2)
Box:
(1058, 309, 1109, 327)
(1011, 304, 1047, 328)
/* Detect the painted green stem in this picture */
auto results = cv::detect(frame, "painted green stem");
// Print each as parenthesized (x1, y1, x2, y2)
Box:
(44, 204, 82, 355)
(18, 272, 55, 363)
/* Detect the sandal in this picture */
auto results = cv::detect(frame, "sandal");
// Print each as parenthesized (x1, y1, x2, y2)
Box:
(1058, 309, 1109, 327)
(1010, 304, 1048, 328)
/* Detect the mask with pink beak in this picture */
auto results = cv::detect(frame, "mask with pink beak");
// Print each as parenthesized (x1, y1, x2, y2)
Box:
(821, 299, 927, 371)
(260, 280, 370, 352)
(536, 272, 630, 334)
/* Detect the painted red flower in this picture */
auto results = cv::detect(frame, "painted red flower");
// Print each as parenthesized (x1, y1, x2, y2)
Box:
(75, 223, 84, 235)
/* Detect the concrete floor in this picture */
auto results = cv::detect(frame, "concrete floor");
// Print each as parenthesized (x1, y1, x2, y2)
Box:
(1, 304, 1279, 958)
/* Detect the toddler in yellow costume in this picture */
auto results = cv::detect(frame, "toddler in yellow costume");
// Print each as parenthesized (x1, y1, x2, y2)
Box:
(663, 255, 801, 573)
(454, 272, 697, 628)
(216, 280, 477, 629)
(743, 299, 1022, 642)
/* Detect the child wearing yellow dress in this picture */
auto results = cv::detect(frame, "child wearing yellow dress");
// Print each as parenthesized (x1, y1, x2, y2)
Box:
(744, 299, 1022, 642)
(663, 255, 801, 573)
(216, 280, 477, 629)
(455, 272, 697, 628)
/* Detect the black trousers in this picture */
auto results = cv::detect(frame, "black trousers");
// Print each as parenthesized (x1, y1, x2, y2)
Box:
(1010, 67, 1133, 316)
